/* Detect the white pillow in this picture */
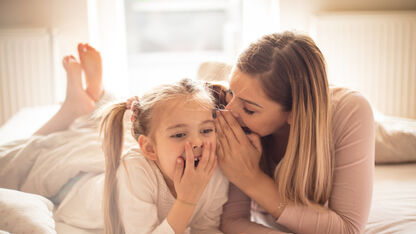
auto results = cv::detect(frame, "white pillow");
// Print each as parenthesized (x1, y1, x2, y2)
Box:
(375, 112, 416, 164)
(0, 188, 56, 234)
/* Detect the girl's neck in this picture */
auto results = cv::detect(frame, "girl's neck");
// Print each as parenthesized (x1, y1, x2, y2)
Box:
(164, 175, 177, 198)
(156, 162, 177, 198)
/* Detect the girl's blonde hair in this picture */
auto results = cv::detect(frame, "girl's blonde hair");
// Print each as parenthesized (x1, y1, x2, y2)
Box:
(99, 78, 226, 234)
(237, 31, 333, 207)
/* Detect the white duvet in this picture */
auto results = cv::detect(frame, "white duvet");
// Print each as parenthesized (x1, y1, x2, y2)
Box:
(0, 101, 137, 233)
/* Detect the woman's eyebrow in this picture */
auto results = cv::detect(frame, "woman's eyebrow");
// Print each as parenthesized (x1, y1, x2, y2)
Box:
(238, 97, 263, 108)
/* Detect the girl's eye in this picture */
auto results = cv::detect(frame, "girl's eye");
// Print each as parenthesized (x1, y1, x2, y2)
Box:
(201, 128, 214, 134)
(171, 133, 186, 138)
(243, 107, 255, 115)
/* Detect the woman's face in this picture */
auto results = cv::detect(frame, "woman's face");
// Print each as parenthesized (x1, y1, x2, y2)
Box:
(225, 68, 291, 137)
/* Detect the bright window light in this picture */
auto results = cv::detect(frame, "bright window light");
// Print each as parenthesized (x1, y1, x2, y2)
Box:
(124, 0, 242, 95)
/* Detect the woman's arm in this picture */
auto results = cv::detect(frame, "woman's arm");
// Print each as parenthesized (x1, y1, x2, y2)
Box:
(216, 91, 375, 234)
(276, 91, 375, 233)
(221, 183, 286, 234)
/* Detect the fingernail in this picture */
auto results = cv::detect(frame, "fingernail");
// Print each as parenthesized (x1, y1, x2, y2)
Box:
(177, 158, 182, 164)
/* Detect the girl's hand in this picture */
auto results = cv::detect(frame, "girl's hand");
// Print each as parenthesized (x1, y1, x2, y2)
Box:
(214, 110, 263, 187)
(173, 141, 217, 205)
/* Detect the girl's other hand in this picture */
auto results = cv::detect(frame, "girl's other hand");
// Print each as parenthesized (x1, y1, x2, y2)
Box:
(214, 110, 263, 187)
(173, 141, 217, 205)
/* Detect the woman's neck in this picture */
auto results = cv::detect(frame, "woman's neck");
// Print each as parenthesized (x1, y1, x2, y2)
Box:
(271, 123, 290, 162)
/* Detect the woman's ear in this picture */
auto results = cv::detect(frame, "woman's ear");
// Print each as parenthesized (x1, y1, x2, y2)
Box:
(138, 135, 158, 161)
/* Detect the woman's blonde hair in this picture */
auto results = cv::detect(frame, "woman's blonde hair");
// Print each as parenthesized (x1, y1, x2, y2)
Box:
(237, 31, 333, 207)
(99, 78, 226, 234)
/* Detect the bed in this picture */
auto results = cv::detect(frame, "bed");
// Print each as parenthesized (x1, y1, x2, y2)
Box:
(1, 61, 416, 233)
(1, 103, 415, 234)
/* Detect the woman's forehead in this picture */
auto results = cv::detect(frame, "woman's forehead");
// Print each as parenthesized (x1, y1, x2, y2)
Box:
(230, 69, 265, 98)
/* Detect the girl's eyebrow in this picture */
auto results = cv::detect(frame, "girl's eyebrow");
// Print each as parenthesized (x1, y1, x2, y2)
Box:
(166, 124, 187, 131)
(238, 97, 263, 108)
(166, 120, 214, 131)
(201, 120, 214, 125)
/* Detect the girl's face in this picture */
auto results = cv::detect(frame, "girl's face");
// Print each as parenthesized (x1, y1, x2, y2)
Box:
(151, 98, 216, 184)
(225, 68, 291, 137)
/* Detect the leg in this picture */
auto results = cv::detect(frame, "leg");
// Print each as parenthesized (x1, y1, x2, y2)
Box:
(34, 56, 95, 135)
(78, 43, 104, 102)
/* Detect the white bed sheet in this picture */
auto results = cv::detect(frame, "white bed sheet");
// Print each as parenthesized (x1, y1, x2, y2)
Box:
(1, 106, 416, 233)
(0, 105, 97, 234)
(366, 163, 416, 234)
(0, 105, 59, 145)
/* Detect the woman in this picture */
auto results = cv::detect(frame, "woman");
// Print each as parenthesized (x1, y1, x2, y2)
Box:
(215, 31, 374, 233)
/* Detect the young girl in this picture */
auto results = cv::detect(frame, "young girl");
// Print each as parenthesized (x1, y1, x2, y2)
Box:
(100, 78, 229, 234)
(0, 44, 228, 233)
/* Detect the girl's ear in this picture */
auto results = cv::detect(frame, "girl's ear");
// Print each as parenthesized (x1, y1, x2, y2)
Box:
(286, 111, 293, 125)
(138, 135, 158, 161)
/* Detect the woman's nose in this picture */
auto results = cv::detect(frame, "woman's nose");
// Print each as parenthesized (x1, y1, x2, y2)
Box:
(225, 100, 239, 118)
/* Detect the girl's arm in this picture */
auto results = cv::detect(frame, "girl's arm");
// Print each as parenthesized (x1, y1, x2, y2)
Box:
(117, 154, 175, 234)
(118, 155, 210, 234)
(190, 168, 229, 234)
(168, 141, 218, 233)
(166, 200, 197, 233)
(220, 183, 286, 234)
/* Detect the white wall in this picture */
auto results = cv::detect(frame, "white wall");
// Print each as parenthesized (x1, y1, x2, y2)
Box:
(0, 0, 128, 102)
(0, 0, 89, 55)
(0, 0, 90, 102)
(276, 0, 416, 118)
(279, 0, 416, 32)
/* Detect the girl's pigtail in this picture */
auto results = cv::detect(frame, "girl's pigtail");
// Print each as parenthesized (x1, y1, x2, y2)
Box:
(100, 103, 127, 234)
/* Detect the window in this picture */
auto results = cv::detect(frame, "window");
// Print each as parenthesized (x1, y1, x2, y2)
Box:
(124, 0, 242, 94)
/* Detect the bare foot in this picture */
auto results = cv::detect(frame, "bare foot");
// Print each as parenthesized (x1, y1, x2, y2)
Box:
(34, 56, 96, 135)
(78, 43, 103, 102)
(62, 55, 95, 117)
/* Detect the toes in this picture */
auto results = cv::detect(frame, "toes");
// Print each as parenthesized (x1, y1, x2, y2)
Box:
(69, 55, 77, 62)
(85, 43, 95, 52)
(77, 43, 83, 53)
(78, 43, 87, 56)
(62, 55, 72, 66)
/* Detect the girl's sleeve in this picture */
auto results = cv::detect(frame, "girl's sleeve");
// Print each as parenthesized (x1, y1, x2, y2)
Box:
(277, 92, 375, 233)
(117, 157, 175, 234)
(190, 169, 230, 234)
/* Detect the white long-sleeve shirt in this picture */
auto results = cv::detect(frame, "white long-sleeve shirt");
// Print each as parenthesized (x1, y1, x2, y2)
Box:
(118, 148, 229, 234)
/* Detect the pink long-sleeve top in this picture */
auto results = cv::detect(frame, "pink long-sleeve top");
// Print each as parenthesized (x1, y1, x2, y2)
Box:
(220, 87, 375, 234)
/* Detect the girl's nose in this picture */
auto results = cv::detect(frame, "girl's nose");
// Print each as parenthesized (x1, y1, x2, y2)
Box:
(191, 141, 203, 155)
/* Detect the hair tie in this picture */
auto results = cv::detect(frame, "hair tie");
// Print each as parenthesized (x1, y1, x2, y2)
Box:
(130, 100, 140, 123)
